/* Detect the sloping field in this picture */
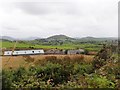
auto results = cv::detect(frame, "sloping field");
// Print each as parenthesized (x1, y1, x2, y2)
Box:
(2, 55, 94, 70)
(1, 41, 102, 51)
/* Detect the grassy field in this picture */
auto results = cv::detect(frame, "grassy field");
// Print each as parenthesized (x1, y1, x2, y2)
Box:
(0, 41, 102, 51)
(2, 55, 94, 70)
(1, 41, 29, 49)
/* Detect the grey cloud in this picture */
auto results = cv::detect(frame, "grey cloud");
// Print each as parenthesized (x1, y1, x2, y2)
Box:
(14, 2, 80, 15)
(15, 2, 51, 15)
(2, 25, 19, 31)
(0, 0, 118, 38)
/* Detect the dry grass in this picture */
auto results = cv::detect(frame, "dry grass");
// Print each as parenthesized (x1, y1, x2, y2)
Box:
(2, 54, 94, 70)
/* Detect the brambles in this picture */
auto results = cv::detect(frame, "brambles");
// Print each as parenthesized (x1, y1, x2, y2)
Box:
(93, 44, 112, 69)
(92, 44, 119, 88)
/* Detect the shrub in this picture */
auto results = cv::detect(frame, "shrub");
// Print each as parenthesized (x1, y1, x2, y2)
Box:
(2, 70, 14, 88)
(12, 67, 26, 82)
(92, 58, 106, 69)
(86, 74, 115, 88)
(73, 64, 94, 75)
(41, 63, 70, 85)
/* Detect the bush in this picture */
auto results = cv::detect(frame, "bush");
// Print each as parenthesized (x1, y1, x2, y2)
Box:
(39, 63, 70, 85)
(2, 70, 13, 88)
(86, 74, 115, 88)
(73, 64, 94, 75)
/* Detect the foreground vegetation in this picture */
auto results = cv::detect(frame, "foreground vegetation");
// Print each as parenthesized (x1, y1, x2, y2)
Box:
(2, 44, 119, 89)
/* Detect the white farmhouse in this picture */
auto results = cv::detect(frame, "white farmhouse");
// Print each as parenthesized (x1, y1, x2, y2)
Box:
(4, 49, 44, 56)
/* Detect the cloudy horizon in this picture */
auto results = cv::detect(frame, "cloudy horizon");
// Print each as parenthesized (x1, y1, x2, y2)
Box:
(0, 0, 118, 38)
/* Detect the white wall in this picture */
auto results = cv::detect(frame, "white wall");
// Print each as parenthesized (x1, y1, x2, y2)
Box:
(4, 50, 44, 56)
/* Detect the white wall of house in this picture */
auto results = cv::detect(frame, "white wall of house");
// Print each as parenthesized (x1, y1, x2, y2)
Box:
(4, 50, 44, 56)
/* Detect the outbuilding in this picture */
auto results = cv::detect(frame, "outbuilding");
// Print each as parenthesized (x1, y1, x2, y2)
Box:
(45, 49, 63, 55)
(67, 49, 85, 55)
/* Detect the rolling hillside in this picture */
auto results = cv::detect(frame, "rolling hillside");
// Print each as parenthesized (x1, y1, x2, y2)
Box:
(1, 35, 117, 43)
(1, 35, 118, 51)
(47, 35, 75, 41)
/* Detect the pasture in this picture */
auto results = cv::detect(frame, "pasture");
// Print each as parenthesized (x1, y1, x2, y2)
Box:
(1, 41, 102, 51)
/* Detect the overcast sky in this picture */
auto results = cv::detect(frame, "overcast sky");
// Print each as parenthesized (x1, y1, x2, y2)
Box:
(0, 0, 119, 38)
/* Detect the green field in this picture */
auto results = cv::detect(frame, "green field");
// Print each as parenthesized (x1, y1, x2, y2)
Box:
(0, 41, 102, 51)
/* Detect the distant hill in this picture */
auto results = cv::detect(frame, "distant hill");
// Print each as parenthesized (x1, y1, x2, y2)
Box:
(0, 36, 41, 41)
(0, 36, 15, 41)
(32, 35, 76, 45)
(1, 35, 118, 46)
(47, 35, 75, 41)
(80, 37, 117, 42)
